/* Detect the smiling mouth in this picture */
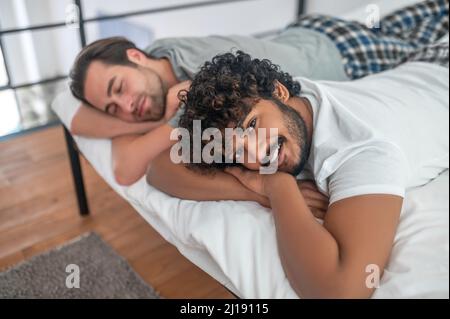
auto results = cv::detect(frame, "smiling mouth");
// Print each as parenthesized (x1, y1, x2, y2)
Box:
(265, 136, 286, 168)
(135, 96, 147, 118)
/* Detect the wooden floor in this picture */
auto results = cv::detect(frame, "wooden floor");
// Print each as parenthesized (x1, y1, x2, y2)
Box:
(0, 126, 234, 299)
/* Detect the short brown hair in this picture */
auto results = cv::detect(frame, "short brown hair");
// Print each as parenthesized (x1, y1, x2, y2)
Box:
(69, 37, 148, 106)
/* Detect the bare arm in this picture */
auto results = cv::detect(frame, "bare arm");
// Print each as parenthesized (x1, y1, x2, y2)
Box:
(71, 104, 164, 138)
(112, 124, 176, 186)
(227, 169, 403, 298)
(268, 175, 402, 298)
(146, 149, 270, 207)
(147, 150, 330, 214)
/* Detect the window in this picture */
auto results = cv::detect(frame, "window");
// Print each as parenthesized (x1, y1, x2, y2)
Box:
(0, 46, 7, 86)
(0, 90, 20, 137)
(0, 0, 80, 138)
(0, 0, 300, 139)
(2, 28, 80, 86)
(0, 47, 20, 137)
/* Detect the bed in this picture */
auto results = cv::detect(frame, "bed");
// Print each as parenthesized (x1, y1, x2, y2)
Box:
(52, 0, 449, 299)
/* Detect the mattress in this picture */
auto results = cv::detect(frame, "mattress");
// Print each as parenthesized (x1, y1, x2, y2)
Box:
(51, 0, 449, 298)
(52, 88, 449, 300)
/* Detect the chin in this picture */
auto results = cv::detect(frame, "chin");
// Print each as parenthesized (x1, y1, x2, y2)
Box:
(149, 108, 166, 122)
(279, 160, 302, 176)
(281, 167, 296, 176)
(290, 163, 304, 177)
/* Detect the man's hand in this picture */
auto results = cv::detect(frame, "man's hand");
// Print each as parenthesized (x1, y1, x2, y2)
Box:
(225, 167, 267, 196)
(296, 180, 328, 220)
(71, 104, 164, 138)
(225, 167, 329, 219)
(164, 80, 192, 121)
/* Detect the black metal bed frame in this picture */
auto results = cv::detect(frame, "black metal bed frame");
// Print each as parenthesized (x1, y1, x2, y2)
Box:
(0, 0, 305, 216)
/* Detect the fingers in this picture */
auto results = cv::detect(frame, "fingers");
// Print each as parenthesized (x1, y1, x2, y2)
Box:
(299, 184, 329, 214)
(297, 180, 329, 201)
(225, 166, 253, 189)
(226, 172, 329, 216)
(304, 194, 329, 211)
(225, 166, 243, 180)
(297, 180, 318, 191)
(310, 208, 326, 220)
(299, 187, 329, 203)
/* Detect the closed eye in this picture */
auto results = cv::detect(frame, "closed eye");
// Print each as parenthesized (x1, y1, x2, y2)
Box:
(116, 81, 123, 95)
(106, 104, 118, 115)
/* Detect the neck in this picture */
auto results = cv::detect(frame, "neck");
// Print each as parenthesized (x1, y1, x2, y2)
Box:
(144, 57, 179, 88)
(287, 96, 314, 146)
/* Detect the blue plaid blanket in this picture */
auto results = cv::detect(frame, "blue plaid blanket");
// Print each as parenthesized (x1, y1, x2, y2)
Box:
(291, 0, 449, 79)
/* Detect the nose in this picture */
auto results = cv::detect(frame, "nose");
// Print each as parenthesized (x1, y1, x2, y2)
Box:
(239, 130, 270, 169)
(249, 128, 279, 167)
(118, 94, 135, 114)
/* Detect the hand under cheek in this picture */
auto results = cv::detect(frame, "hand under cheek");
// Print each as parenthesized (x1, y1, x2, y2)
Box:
(242, 161, 261, 172)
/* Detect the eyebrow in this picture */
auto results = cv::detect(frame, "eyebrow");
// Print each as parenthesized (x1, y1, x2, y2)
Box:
(107, 76, 116, 98)
(104, 76, 117, 113)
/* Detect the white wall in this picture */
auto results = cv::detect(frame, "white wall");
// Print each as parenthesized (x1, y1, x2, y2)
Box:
(84, 0, 299, 44)
(306, 0, 422, 21)
(0, 0, 74, 29)
(306, 0, 370, 17)
(1, 0, 299, 85)
(1, 0, 40, 86)
(0, 50, 7, 86)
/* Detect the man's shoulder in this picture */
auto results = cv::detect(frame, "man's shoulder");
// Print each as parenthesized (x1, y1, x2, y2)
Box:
(167, 105, 186, 128)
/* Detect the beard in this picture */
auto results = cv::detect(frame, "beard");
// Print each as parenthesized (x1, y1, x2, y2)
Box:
(143, 93, 166, 121)
(272, 99, 311, 176)
(139, 67, 168, 122)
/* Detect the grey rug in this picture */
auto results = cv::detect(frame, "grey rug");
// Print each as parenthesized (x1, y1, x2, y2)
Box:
(0, 233, 161, 299)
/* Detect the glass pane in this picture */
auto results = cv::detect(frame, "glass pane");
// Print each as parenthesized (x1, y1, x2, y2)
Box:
(0, 90, 20, 136)
(85, 0, 298, 46)
(0, 46, 8, 86)
(0, 80, 66, 138)
(2, 27, 80, 86)
(0, 0, 74, 31)
(14, 80, 66, 131)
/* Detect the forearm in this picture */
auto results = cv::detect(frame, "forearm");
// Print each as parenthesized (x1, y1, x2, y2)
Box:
(112, 125, 175, 185)
(267, 174, 343, 298)
(147, 151, 270, 207)
(71, 105, 163, 138)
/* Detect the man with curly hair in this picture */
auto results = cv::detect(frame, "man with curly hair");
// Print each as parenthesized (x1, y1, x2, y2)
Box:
(147, 47, 448, 298)
(67, 0, 448, 187)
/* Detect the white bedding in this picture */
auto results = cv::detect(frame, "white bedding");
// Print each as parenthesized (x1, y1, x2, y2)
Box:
(52, 89, 449, 299)
(51, 0, 449, 298)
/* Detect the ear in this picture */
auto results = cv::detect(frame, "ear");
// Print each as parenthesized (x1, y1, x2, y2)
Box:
(126, 48, 147, 65)
(273, 80, 290, 103)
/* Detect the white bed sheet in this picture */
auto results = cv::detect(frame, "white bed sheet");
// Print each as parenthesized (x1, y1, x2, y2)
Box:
(51, 0, 448, 298)
(52, 89, 449, 299)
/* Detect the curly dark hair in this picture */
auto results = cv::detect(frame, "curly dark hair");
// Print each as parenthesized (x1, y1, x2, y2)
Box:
(178, 50, 302, 172)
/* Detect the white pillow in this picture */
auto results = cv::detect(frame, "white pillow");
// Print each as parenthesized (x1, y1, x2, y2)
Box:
(52, 89, 80, 130)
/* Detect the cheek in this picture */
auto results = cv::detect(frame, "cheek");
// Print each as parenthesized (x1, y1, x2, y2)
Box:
(126, 70, 145, 93)
(116, 112, 138, 123)
(287, 138, 302, 164)
(128, 79, 139, 95)
(138, 69, 157, 93)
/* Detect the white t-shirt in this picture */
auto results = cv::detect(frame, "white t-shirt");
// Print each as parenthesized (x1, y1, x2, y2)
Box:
(296, 62, 449, 205)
